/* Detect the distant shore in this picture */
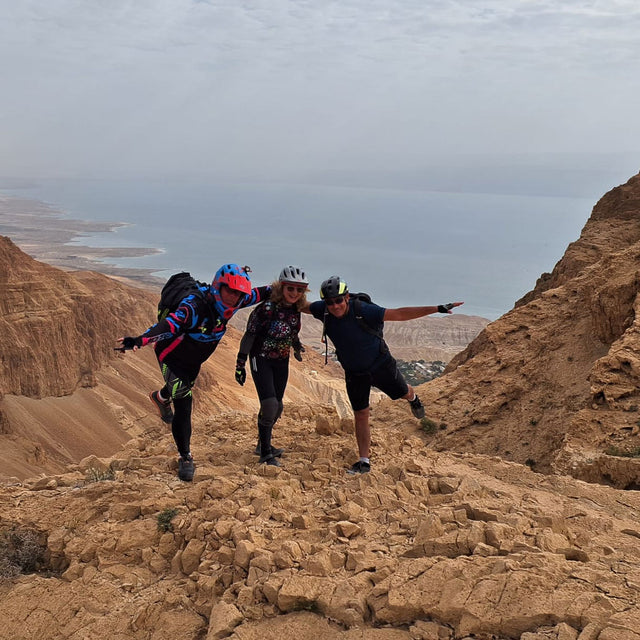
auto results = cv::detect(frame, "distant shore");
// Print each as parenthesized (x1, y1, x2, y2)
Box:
(0, 192, 165, 288)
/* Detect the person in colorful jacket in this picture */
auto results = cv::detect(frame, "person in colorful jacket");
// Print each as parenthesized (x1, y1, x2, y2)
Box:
(234, 265, 308, 467)
(117, 264, 270, 481)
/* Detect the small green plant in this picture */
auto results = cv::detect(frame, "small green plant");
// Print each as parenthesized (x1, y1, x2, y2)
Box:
(605, 446, 640, 458)
(157, 508, 179, 532)
(530, 419, 538, 426)
(85, 466, 115, 483)
(420, 417, 438, 434)
(0, 525, 46, 579)
(525, 458, 536, 469)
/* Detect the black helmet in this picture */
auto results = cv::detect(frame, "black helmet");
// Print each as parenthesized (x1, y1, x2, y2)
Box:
(320, 276, 348, 299)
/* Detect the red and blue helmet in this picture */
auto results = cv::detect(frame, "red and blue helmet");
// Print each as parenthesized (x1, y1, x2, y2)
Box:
(211, 263, 252, 319)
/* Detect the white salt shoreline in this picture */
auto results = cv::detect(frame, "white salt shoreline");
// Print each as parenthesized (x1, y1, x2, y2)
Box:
(0, 191, 164, 287)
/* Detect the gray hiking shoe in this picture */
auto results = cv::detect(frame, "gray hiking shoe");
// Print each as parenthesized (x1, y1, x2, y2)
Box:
(150, 390, 173, 424)
(409, 395, 425, 419)
(347, 460, 370, 474)
(178, 454, 195, 481)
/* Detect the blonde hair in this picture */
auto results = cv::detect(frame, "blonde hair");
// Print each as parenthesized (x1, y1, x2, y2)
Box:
(270, 280, 308, 311)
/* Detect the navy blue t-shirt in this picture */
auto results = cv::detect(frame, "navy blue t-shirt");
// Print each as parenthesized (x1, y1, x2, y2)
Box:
(310, 299, 387, 373)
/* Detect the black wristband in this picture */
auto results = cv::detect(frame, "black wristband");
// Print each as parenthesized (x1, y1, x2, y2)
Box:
(437, 303, 454, 314)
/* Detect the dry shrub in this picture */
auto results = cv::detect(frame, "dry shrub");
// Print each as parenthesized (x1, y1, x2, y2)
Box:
(0, 525, 46, 579)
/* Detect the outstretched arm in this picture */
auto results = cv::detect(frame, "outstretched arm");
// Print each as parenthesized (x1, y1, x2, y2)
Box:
(384, 301, 464, 321)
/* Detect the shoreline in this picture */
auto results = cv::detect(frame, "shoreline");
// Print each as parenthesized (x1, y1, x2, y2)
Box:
(0, 192, 165, 288)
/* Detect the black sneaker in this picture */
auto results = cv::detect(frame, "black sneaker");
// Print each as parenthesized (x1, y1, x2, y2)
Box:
(409, 395, 425, 419)
(259, 453, 281, 467)
(254, 442, 284, 458)
(347, 460, 370, 474)
(178, 455, 195, 481)
(150, 390, 173, 424)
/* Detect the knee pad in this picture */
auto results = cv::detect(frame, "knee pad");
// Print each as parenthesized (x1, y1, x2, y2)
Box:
(258, 397, 280, 426)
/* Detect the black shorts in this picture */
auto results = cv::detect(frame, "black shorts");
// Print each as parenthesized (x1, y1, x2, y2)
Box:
(345, 357, 409, 412)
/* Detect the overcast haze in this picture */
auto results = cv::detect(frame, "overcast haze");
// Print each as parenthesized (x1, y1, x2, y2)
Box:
(1, 1, 639, 183)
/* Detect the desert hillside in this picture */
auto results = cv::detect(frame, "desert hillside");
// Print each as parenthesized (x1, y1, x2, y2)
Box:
(0, 235, 348, 480)
(0, 231, 483, 481)
(2, 171, 640, 640)
(409, 171, 640, 486)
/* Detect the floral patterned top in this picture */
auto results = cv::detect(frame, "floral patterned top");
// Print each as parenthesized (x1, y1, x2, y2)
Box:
(239, 301, 302, 361)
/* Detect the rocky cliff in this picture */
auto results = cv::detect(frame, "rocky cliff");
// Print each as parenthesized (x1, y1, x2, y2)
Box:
(411, 171, 640, 486)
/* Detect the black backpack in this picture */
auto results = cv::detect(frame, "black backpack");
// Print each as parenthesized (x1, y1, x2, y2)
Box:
(157, 272, 208, 321)
(322, 292, 389, 364)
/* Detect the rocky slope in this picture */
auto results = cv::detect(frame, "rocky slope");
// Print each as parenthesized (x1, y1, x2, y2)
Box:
(1, 404, 640, 640)
(410, 171, 640, 485)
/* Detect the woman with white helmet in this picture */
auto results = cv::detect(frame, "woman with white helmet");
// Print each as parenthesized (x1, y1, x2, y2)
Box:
(235, 265, 309, 467)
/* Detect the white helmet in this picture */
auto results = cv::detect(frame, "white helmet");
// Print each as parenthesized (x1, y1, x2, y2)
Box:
(279, 265, 309, 285)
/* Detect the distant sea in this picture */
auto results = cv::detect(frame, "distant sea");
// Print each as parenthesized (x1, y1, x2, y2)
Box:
(0, 175, 616, 320)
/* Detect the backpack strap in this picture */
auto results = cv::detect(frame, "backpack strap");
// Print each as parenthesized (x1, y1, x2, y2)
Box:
(352, 298, 389, 356)
(322, 306, 329, 365)
(322, 298, 388, 365)
(352, 297, 383, 339)
(203, 289, 227, 331)
(251, 301, 277, 350)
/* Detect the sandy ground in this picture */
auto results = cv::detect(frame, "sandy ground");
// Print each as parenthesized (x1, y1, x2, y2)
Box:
(0, 191, 164, 288)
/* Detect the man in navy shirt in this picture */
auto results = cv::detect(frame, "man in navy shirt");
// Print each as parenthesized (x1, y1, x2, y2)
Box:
(305, 276, 463, 474)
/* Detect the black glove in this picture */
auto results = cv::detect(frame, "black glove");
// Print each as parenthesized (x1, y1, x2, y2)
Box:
(235, 358, 247, 386)
(293, 345, 305, 362)
(437, 303, 455, 314)
(115, 336, 142, 352)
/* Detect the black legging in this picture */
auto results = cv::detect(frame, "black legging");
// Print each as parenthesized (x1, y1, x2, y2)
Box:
(250, 355, 289, 455)
(159, 363, 195, 458)
(171, 395, 192, 457)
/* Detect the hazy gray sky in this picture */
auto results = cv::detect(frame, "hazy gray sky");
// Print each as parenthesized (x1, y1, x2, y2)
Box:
(1, 1, 639, 181)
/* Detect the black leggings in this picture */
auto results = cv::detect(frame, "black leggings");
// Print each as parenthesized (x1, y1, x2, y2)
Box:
(250, 356, 289, 453)
(159, 363, 195, 458)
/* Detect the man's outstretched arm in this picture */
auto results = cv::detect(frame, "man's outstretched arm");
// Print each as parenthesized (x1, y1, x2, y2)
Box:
(384, 301, 464, 321)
